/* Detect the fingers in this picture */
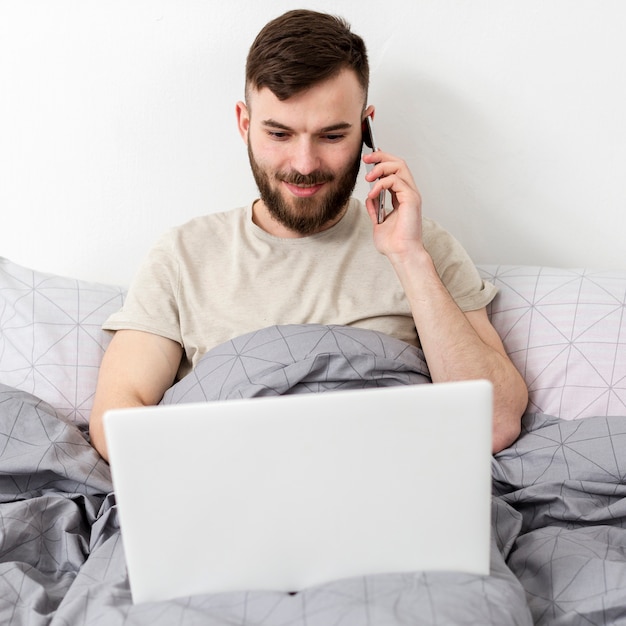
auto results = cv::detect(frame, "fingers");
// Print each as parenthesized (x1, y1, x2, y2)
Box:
(363, 151, 419, 197)
(363, 150, 398, 182)
(365, 167, 421, 217)
(366, 174, 399, 214)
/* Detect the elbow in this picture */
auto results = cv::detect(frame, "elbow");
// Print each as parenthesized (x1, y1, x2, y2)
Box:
(88, 413, 110, 462)
(492, 418, 522, 454)
(491, 378, 528, 454)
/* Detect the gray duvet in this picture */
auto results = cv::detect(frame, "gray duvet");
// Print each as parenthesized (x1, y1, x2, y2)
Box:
(1, 324, 625, 625)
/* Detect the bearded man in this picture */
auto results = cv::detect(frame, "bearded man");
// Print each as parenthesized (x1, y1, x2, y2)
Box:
(89, 9, 527, 461)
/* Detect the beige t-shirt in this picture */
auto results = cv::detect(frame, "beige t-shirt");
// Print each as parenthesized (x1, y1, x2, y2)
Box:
(104, 198, 497, 379)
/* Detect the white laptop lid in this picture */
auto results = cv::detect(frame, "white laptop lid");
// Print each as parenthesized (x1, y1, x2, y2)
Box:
(104, 380, 493, 604)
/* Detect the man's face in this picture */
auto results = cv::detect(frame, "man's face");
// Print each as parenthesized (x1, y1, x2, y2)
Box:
(238, 69, 371, 236)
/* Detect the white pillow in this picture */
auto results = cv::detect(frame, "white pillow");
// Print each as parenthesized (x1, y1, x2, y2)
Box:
(0, 257, 125, 429)
(479, 265, 626, 420)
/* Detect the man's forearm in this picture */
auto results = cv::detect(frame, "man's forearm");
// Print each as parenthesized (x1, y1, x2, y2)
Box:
(391, 250, 528, 452)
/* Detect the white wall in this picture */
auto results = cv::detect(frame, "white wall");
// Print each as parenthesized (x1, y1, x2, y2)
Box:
(1, 0, 625, 286)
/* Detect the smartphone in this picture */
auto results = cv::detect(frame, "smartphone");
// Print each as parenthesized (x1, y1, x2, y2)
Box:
(362, 116, 386, 224)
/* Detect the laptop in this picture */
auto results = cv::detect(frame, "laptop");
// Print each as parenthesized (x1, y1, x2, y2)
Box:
(103, 380, 493, 604)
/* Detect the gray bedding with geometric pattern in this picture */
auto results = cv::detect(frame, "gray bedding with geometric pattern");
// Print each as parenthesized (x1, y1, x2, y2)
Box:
(2, 324, 626, 625)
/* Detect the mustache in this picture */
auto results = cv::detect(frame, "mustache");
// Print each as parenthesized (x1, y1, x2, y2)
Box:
(276, 170, 335, 186)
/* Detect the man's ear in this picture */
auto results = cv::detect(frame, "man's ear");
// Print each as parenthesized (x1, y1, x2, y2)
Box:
(363, 104, 375, 121)
(236, 101, 250, 143)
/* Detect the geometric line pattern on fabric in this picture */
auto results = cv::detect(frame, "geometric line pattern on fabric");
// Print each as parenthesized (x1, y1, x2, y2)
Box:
(494, 413, 626, 625)
(162, 323, 431, 404)
(0, 257, 125, 429)
(480, 265, 626, 420)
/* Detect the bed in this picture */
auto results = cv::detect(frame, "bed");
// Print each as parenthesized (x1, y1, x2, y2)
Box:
(1, 255, 625, 626)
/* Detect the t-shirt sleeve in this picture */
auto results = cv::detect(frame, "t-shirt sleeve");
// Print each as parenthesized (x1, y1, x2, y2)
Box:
(103, 230, 183, 344)
(422, 217, 497, 312)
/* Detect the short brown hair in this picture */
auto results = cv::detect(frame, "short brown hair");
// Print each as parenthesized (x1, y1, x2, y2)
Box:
(245, 10, 369, 103)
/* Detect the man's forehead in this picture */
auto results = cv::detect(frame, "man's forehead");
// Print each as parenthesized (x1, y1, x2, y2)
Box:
(246, 68, 366, 116)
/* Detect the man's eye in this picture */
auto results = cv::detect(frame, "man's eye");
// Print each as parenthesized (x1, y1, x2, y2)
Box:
(323, 134, 345, 142)
(268, 131, 289, 140)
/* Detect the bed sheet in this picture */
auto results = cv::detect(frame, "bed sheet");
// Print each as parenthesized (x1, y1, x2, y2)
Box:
(2, 324, 625, 625)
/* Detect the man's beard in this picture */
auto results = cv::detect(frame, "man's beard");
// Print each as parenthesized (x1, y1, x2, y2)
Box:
(248, 143, 362, 236)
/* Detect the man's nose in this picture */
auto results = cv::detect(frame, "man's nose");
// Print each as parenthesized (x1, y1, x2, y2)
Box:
(290, 138, 321, 176)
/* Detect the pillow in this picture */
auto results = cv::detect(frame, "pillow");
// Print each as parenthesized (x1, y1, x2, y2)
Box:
(2, 257, 623, 427)
(479, 265, 626, 420)
(0, 257, 125, 429)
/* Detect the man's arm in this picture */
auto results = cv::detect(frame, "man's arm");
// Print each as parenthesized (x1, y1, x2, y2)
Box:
(89, 329, 183, 461)
(393, 250, 527, 452)
(363, 151, 528, 453)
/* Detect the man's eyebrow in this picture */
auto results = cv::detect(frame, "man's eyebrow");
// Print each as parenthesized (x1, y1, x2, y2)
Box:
(261, 119, 293, 131)
(319, 122, 353, 133)
(261, 119, 353, 133)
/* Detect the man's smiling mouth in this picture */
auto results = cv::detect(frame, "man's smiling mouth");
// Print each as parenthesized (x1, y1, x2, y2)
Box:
(283, 181, 326, 197)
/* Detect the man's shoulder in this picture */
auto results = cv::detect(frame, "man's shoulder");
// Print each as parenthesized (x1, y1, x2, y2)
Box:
(421, 215, 457, 246)
(421, 215, 444, 234)
(163, 206, 249, 244)
(176, 206, 248, 232)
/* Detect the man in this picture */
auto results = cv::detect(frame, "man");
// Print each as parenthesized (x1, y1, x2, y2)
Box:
(89, 9, 528, 461)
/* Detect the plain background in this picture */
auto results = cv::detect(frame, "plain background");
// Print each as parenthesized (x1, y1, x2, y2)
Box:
(1, 0, 625, 286)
